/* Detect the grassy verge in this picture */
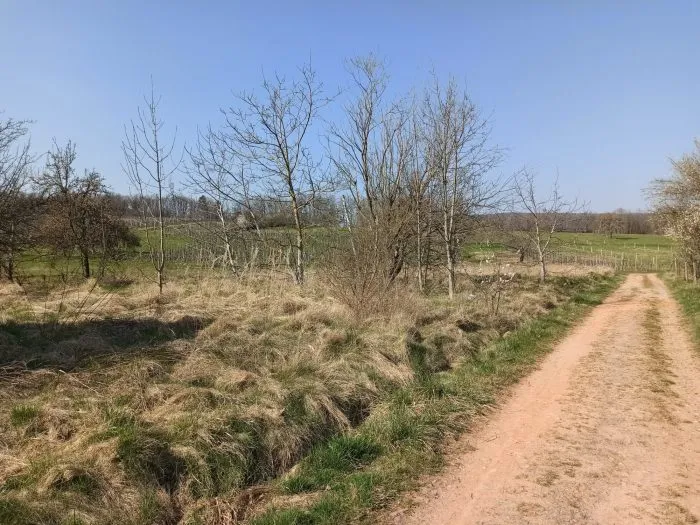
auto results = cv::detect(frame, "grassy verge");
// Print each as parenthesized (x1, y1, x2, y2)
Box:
(664, 277, 700, 344)
(0, 272, 621, 525)
(251, 274, 622, 524)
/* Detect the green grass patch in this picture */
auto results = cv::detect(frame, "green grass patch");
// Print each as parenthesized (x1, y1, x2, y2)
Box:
(665, 277, 700, 344)
(9, 405, 40, 427)
(0, 497, 59, 525)
(283, 435, 382, 493)
(554, 232, 674, 252)
(463, 232, 676, 272)
(96, 408, 185, 493)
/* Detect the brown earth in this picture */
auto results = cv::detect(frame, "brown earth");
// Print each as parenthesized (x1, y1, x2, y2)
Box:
(397, 273, 700, 525)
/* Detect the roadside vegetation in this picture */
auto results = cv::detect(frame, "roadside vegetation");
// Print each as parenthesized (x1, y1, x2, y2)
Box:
(664, 277, 700, 345)
(252, 273, 620, 524)
(0, 268, 619, 524)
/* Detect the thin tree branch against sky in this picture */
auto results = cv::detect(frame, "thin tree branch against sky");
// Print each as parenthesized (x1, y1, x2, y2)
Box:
(1, 1, 698, 211)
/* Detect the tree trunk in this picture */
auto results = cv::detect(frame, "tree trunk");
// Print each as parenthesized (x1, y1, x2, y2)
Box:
(217, 202, 236, 272)
(387, 242, 405, 284)
(295, 228, 304, 285)
(539, 256, 546, 283)
(291, 210, 304, 285)
(224, 239, 235, 270)
(446, 242, 456, 300)
(444, 151, 459, 300)
(416, 207, 424, 292)
(342, 195, 357, 258)
(157, 180, 166, 294)
(425, 198, 433, 286)
(7, 223, 15, 281)
(81, 250, 90, 279)
(288, 185, 305, 285)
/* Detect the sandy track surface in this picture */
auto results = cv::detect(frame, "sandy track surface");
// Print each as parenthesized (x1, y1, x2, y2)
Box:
(399, 274, 700, 525)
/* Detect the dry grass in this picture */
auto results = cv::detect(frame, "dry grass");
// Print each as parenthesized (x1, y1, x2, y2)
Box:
(643, 303, 679, 424)
(0, 268, 607, 524)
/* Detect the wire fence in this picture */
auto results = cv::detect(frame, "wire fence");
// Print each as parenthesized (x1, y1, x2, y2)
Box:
(132, 244, 311, 270)
(547, 249, 675, 273)
(132, 243, 680, 276)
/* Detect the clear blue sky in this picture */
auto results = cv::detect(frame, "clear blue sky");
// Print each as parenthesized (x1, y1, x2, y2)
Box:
(2, 1, 698, 211)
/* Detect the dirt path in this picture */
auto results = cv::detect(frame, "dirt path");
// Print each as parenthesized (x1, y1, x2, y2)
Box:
(399, 274, 700, 525)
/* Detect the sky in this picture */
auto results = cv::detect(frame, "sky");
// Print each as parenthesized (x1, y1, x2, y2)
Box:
(1, 1, 699, 211)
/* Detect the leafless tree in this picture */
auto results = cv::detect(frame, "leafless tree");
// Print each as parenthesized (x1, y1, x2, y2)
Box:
(329, 56, 387, 227)
(186, 126, 263, 271)
(0, 116, 32, 207)
(221, 63, 328, 284)
(0, 115, 34, 279)
(422, 77, 501, 298)
(513, 169, 583, 283)
(597, 212, 625, 238)
(36, 140, 137, 278)
(122, 81, 181, 293)
(329, 56, 415, 286)
(405, 107, 433, 291)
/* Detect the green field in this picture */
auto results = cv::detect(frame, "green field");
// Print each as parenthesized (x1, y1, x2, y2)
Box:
(464, 232, 677, 273)
(554, 232, 674, 255)
(554, 233, 676, 271)
(11, 227, 679, 282)
(11, 224, 348, 282)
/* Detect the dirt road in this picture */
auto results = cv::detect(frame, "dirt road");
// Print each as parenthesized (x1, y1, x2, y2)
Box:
(401, 274, 700, 525)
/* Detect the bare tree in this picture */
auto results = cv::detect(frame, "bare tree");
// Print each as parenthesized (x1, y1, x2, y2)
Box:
(422, 78, 501, 298)
(0, 115, 34, 280)
(122, 81, 181, 293)
(513, 169, 582, 283)
(221, 63, 327, 285)
(0, 116, 32, 207)
(186, 126, 263, 271)
(329, 56, 415, 286)
(597, 212, 625, 238)
(36, 140, 137, 278)
(329, 56, 387, 227)
(405, 107, 433, 291)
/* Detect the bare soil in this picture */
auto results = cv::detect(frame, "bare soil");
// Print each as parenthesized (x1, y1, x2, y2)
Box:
(397, 273, 700, 525)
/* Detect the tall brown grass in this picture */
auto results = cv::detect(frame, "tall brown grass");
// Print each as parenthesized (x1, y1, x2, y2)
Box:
(0, 268, 584, 524)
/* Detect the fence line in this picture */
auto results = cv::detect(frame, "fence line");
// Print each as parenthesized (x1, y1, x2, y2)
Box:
(548, 249, 675, 274)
